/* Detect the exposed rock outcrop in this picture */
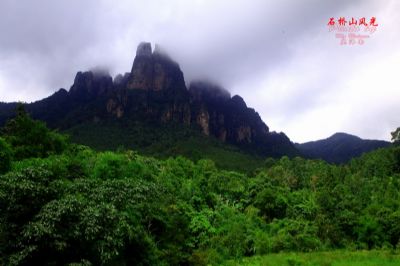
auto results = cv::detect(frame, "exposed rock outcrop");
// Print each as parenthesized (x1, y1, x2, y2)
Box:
(0, 41, 299, 157)
(136, 42, 152, 57)
(188, 80, 270, 147)
(127, 43, 186, 92)
(69, 71, 113, 101)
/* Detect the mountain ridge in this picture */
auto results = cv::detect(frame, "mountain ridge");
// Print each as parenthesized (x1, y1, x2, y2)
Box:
(0, 42, 390, 163)
(296, 132, 391, 163)
(0, 42, 299, 159)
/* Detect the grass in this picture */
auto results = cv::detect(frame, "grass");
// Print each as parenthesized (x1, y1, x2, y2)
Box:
(223, 250, 400, 266)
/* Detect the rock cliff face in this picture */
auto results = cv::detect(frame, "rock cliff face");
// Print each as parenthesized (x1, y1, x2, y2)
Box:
(188, 81, 269, 146)
(0, 42, 298, 157)
(70, 71, 114, 101)
(127, 42, 186, 92)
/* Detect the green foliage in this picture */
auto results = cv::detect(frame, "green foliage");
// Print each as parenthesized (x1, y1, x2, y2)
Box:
(0, 137, 12, 174)
(227, 250, 400, 266)
(391, 127, 400, 144)
(0, 158, 162, 265)
(17, 191, 158, 265)
(92, 152, 128, 180)
(253, 185, 289, 221)
(65, 120, 264, 174)
(356, 214, 383, 249)
(267, 218, 322, 252)
(1, 115, 400, 265)
(0, 167, 60, 264)
(1, 105, 68, 160)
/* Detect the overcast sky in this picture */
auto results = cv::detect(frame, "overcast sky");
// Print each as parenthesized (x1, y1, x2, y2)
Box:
(0, 0, 399, 143)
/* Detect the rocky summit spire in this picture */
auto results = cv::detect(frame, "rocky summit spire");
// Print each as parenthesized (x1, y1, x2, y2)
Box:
(69, 71, 113, 101)
(127, 42, 186, 92)
(136, 42, 152, 57)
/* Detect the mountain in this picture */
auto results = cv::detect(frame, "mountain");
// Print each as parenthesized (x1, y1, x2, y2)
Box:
(296, 132, 391, 163)
(0, 42, 299, 168)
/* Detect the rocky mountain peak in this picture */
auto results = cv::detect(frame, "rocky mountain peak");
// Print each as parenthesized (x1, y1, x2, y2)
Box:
(69, 71, 113, 100)
(136, 42, 152, 57)
(0, 41, 299, 158)
(189, 80, 231, 102)
(230, 95, 247, 109)
(330, 132, 361, 141)
(127, 42, 186, 92)
(153, 43, 165, 56)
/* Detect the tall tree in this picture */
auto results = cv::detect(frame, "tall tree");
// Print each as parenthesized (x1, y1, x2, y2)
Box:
(391, 127, 400, 144)
(1, 104, 67, 160)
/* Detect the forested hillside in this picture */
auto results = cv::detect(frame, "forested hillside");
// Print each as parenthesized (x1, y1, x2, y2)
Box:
(1, 107, 400, 265)
(297, 133, 391, 163)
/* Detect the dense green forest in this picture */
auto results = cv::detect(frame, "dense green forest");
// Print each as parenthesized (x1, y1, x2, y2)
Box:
(64, 120, 266, 175)
(1, 108, 400, 265)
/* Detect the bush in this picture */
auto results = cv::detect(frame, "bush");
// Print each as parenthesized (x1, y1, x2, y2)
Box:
(268, 219, 322, 252)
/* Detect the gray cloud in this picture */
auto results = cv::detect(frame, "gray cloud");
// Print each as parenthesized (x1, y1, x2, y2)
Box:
(0, 0, 399, 142)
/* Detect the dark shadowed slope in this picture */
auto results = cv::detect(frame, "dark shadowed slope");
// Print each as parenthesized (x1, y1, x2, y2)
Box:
(296, 132, 391, 163)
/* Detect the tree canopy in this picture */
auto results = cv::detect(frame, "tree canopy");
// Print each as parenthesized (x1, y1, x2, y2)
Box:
(0, 110, 399, 265)
(392, 127, 400, 144)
